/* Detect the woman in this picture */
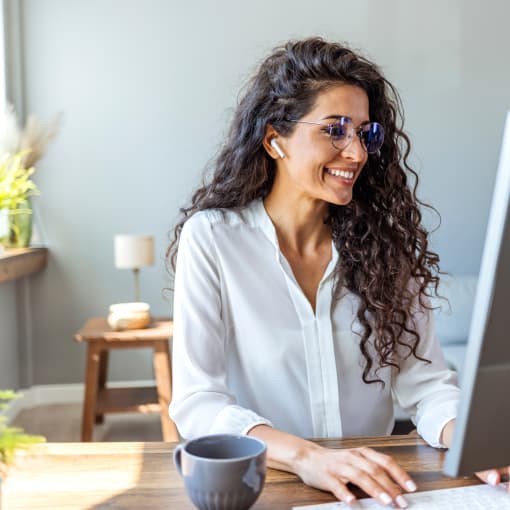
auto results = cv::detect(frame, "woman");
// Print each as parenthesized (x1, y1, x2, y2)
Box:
(168, 38, 505, 507)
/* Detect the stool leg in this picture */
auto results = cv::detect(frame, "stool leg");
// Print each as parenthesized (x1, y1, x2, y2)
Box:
(153, 340, 179, 442)
(81, 343, 101, 442)
(95, 350, 109, 424)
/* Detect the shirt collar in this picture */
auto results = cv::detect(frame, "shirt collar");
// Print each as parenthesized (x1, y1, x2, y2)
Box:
(249, 198, 279, 250)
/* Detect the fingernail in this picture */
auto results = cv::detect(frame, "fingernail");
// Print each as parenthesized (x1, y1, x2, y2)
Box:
(396, 495, 408, 508)
(379, 492, 392, 505)
(488, 472, 498, 486)
(405, 480, 417, 492)
(345, 494, 355, 504)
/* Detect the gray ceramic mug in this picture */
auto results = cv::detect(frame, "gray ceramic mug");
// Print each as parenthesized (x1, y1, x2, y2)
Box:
(173, 434, 267, 510)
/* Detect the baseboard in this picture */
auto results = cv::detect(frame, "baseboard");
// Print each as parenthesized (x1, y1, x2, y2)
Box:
(1, 379, 156, 424)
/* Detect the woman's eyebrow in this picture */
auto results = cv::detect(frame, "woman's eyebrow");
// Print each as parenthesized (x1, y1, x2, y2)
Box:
(320, 114, 351, 121)
(319, 114, 371, 125)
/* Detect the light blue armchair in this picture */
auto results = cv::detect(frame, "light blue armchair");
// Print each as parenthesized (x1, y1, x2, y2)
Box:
(431, 274, 478, 383)
(393, 274, 477, 425)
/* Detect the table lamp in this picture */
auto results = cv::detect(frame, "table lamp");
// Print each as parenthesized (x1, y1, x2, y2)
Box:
(114, 234, 154, 302)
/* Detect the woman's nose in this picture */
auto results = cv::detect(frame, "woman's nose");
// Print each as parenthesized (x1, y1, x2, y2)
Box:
(341, 133, 366, 161)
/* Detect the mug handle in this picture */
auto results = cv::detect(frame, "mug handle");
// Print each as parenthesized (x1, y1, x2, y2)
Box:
(173, 443, 184, 478)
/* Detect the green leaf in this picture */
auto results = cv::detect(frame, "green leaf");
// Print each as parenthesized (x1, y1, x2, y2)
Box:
(0, 390, 20, 402)
(0, 427, 45, 465)
(0, 151, 40, 210)
(0, 389, 46, 471)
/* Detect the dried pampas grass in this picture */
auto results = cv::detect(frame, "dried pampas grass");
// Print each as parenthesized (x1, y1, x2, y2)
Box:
(19, 113, 63, 168)
(0, 104, 62, 169)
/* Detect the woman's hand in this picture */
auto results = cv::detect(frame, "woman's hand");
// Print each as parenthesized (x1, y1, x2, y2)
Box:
(295, 444, 416, 508)
(476, 467, 510, 492)
(249, 424, 416, 507)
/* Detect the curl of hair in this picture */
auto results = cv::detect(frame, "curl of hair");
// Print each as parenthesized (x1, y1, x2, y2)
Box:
(167, 37, 442, 385)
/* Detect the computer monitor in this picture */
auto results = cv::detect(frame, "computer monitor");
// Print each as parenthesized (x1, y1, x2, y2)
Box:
(443, 111, 510, 476)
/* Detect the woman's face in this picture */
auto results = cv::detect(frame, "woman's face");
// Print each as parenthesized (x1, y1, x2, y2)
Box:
(274, 84, 370, 207)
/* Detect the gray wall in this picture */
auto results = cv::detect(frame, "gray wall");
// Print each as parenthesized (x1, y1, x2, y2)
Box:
(2, 0, 509, 386)
(0, 282, 19, 388)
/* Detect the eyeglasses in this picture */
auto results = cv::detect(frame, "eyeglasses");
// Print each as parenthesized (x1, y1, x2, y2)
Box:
(287, 116, 384, 154)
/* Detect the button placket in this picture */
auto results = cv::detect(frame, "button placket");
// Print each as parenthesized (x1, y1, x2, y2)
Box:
(315, 279, 342, 437)
(275, 252, 327, 436)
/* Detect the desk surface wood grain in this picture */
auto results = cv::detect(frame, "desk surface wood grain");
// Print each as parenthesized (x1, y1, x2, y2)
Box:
(1, 436, 480, 510)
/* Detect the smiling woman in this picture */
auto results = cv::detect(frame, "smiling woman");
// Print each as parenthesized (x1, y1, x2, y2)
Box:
(166, 38, 462, 508)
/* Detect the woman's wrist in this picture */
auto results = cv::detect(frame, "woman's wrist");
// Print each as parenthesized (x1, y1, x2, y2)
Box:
(440, 419, 455, 448)
(289, 437, 323, 475)
(248, 424, 321, 474)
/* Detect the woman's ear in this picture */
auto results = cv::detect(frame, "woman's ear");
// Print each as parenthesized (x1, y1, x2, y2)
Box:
(263, 126, 286, 160)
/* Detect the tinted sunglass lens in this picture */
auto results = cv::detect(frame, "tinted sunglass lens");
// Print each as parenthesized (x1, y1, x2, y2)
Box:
(362, 123, 384, 153)
(330, 118, 352, 149)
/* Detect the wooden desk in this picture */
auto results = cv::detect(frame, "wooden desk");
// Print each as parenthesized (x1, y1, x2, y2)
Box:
(1, 436, 480, 509)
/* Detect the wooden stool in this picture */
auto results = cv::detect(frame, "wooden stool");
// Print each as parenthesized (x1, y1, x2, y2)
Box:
(74, 317, 179, 442)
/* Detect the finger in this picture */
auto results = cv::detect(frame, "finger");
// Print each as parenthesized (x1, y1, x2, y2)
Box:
(327, 478, 357, 506)
(358, 447, 417, 493)
(343, 453, 408, 508)
(474, 469, 495, 485)
(475, 467, 508, 486)
(339, 464, 406, 507)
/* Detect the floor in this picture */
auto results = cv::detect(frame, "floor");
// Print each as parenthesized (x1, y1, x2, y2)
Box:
(11, 403, 163, 442)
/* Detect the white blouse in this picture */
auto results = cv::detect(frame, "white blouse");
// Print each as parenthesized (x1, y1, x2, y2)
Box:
(169, 199, 459, 447)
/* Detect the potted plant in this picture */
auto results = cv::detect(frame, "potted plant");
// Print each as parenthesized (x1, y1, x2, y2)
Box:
(0, 390, 45, 483)
(0, 152, 40, 248)
(0, 104, 61, 248)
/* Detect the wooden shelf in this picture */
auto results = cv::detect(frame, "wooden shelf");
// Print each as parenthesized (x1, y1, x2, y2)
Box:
(96, 386, 160, 414)
(0, 246, 48, 283)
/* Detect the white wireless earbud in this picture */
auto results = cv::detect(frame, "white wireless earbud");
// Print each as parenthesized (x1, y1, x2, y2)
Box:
(270, 138, 285, 159)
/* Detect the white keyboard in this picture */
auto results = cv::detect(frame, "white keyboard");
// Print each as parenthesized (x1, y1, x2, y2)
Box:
(293, 483, 510, 509)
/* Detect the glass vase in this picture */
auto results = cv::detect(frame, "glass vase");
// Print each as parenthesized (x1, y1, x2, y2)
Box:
(0, 199, 33, 248)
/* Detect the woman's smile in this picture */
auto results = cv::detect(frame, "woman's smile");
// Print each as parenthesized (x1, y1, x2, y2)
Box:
(325, 166, 358, 184)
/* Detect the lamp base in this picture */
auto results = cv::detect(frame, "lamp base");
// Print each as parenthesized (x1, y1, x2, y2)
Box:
(107, 302, 151, 331)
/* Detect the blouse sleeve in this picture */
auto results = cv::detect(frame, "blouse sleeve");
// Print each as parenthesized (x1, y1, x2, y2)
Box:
(391, 296, 460, 448)
(169, 213, 273, 439)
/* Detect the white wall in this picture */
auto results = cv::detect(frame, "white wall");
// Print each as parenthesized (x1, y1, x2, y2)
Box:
(9, 0, 510, 384)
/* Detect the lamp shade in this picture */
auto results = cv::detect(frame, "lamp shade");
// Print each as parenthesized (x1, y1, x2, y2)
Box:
(114, 234, 154, 269)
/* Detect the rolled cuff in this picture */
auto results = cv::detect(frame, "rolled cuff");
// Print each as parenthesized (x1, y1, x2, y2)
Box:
(210, 405, 274, 436)
(417, 400, 458, 448)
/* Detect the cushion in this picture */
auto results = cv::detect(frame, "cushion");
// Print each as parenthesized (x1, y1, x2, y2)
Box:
(430, 274, 478, 346)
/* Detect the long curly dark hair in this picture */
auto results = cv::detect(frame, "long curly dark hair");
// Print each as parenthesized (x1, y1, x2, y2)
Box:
(167, 37, 442, 385)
